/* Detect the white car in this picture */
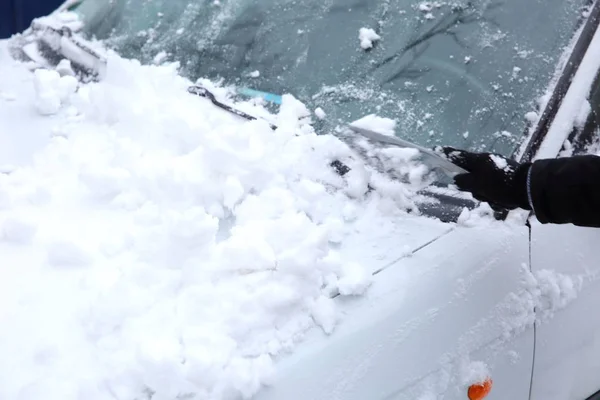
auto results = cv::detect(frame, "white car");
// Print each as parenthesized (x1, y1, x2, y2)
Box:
(3, 1, 600, 400)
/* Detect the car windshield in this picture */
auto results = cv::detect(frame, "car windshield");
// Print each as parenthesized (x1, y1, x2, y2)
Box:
(73, 0, 587, 157)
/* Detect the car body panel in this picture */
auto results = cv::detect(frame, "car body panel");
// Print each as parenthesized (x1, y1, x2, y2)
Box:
(6, 1, 600, 399)
(529, 220, 600, 400)
(254, 223, 533, 399)
(336, 215, 452, 275)
(527, 9, 600, 399)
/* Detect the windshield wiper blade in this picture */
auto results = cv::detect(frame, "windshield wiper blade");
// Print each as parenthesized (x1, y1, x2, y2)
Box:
(187, 85, 278, 130)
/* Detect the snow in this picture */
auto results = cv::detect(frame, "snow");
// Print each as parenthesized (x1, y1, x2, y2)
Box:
(33, 68, 78, 115)
(460, 360, 490, 386)
(489, 154, 508, 170)
(500, 264, 583, 339)
(249, 70, 260, 78)
(524, 111, 538, 123)
(0, 40, 429, 400)
(358, 28, 381, 50)
(418, 2, 433, 12)
(350, 114, 396, 136)
(153, 51, 168, 65)
(524, 268, 582, 322)
(314, 107, 326, 120)
(574, 99, 591, 130)
(55, 59, 75, 77)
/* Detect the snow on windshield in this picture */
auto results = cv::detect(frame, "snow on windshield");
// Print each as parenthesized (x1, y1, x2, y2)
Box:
(0, 39, 436, 399)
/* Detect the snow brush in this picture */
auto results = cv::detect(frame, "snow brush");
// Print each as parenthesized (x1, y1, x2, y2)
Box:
(343, 124, 468, 178)
(186, 85, 510, 216)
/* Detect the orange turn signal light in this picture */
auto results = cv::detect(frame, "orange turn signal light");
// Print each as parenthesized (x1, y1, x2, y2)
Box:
(468, 378, 493, 400)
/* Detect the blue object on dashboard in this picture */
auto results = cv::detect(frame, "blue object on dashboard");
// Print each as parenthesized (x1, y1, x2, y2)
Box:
(237, 87, 283, 105)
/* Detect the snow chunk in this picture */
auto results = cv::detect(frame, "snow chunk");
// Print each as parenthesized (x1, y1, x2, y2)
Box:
(33, 68, 77, 115)
(153, 51, 168, 65)
(350, 114, 396, 136)
(418, 2, 433, 12)
(314, 107, 326, 120)
(526, 268, 582, 321)
(248, 70, 260, 78)
(47, 240, 92, 268)
(359, 28, 381, 50)
(337, 262, 372, 295)
(575, 100, 591, 130)
(489, 154, 508, 170)
(56, 59, 75, 77)
(525, 111, 538, 123)
(460, 360, 490, 386)
(1, 217, 37, 244)
(311, 295, 337, 334)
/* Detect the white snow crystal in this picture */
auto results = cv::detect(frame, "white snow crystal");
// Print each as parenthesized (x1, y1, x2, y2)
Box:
(358, 27, 381, 50)
(500, 265, 583, 339)
(249, 70, 260, 78)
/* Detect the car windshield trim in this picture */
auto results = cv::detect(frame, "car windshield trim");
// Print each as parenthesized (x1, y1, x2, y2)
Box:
(517, 0, 600, 162)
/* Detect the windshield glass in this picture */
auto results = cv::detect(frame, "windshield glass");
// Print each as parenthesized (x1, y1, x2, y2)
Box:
(74, 0, 587, 157)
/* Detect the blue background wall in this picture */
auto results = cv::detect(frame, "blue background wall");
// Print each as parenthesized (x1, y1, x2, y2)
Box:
(1, 0, 64, 38)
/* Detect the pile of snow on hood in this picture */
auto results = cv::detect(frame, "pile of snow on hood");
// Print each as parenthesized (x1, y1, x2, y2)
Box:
(0, 50, 426, 400)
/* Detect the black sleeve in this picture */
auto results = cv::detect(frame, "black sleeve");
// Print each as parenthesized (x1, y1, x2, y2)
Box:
(529, 155, 600, 227)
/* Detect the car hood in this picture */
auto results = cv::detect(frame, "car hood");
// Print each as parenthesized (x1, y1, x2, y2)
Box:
(0, 35, 463, 400)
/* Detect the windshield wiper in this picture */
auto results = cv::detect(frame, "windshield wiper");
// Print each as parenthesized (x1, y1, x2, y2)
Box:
(187, 84, 351, 177)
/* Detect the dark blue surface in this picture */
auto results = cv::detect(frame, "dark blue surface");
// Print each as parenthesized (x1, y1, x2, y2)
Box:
(0, 0, 64, 38)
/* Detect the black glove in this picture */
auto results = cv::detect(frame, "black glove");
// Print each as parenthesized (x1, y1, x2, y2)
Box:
(438, 147, 532, 211)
